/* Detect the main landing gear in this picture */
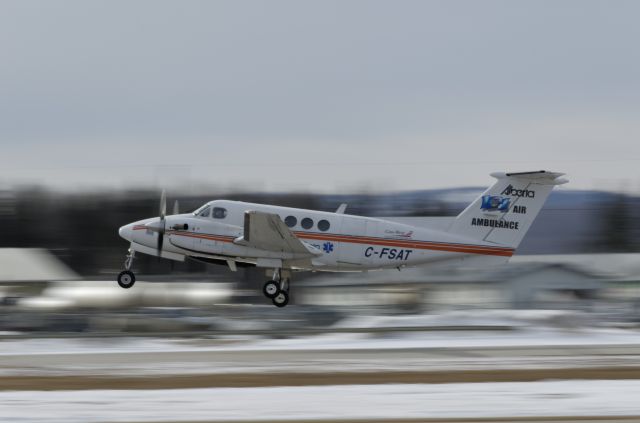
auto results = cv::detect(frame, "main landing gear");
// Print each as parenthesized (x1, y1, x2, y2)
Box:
(263, 269, 291, 308)
(117, 250, 136, 289)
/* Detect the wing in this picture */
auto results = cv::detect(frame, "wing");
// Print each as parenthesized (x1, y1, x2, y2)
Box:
(234, 211, 319, 256)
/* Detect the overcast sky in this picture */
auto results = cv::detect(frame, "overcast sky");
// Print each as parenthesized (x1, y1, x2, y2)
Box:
(1, 0, 639, 193)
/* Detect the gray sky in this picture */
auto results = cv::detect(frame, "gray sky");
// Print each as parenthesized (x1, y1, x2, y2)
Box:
(1, 0, 639, 193)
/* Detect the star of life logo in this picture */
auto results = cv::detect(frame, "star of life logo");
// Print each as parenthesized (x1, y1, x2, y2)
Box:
(323, 242, 334, 254)
(480, 195, 510, 212)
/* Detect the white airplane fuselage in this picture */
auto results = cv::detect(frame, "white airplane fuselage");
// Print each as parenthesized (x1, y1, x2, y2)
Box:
(119, 200, 513, 272)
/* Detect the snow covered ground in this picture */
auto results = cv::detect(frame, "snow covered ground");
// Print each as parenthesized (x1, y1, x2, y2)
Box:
(2, 325, 640, 357)
(2, 320, 640, 422)
(2, 325, 640, 377)
(2, 380, 640, 422)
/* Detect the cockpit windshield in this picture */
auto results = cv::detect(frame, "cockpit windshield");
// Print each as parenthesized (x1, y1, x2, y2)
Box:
(194, 205, 211, 217)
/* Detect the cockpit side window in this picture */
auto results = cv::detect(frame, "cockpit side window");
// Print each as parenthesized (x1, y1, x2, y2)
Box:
(213, 207, 227, 219)
(196, 206, 211, 217)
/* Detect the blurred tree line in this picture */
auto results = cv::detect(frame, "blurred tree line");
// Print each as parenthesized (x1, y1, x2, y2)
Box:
(0, 187, 331, 276)
(598, 193, 640, 252)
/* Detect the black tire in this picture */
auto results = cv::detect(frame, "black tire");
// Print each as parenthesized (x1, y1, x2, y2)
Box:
(117, 270, 136, 289)
(272, 290, 289, 308)
(263, 280, 279, 299)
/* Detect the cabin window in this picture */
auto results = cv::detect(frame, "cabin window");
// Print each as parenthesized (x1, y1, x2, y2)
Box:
(285, 215, 297, 227)
(318, 219, 330, 232)
(197, 206, 211, 217)
(301, 217, 314, 230)
(213, 207, 227, 219)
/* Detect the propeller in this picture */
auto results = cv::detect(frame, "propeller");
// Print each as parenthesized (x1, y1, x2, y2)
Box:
(170, 199, 179, 272)
(157, 189, 167, 255)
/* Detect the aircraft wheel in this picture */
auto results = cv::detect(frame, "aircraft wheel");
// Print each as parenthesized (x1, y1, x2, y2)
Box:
(272, 290, 289, 308)
(263, 280, 279, 299)
(117, 270, 136, 289)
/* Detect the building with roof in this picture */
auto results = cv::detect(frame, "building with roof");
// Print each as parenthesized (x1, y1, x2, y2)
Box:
(296, 254, 640, 313)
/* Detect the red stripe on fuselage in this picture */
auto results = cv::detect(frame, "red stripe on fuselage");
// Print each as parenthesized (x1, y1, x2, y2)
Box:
(132, 226, 513, 257)
(295, 232, 513, 257)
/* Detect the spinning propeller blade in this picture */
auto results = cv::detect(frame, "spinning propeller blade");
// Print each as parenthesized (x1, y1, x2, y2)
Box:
(159, 189, 167, 218)
(173, 200, 179, 215)
(157, 190, 167, 254)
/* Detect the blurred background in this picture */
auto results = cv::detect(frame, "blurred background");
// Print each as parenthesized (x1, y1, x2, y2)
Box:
(2, 1, 640, 421)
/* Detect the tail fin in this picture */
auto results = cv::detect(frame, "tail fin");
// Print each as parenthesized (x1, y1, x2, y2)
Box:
(447, 170, 568, 249)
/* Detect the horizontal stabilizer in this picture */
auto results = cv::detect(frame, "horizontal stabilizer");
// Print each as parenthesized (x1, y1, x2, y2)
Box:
(491, 170, 568, 185)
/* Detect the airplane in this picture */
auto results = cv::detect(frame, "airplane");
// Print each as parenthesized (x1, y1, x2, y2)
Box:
(117, 170, 568, 308)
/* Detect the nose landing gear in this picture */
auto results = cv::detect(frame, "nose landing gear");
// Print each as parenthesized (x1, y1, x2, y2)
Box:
(117, 249, 136, 289)
(263, 269, 291, 308)
(117, 270, 135, 289)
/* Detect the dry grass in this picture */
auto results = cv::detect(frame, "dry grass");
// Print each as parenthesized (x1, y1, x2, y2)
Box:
(4, 366, 640, 391)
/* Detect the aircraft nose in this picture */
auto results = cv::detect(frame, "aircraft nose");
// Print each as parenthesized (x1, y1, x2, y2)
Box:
(118, 223, 134, 242)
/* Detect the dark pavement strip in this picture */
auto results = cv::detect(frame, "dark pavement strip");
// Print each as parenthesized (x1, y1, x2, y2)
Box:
(4, 366, 640, 391)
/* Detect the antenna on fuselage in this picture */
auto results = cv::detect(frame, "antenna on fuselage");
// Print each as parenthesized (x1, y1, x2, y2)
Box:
(335, 203, 348, 214)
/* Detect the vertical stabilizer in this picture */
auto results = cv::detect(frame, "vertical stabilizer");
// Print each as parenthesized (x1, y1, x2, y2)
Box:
(447, 171, 568, 249)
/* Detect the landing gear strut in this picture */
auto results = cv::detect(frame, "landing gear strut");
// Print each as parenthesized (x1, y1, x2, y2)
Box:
(262, 269, 291, 308)
(117, 249, 136, 289)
